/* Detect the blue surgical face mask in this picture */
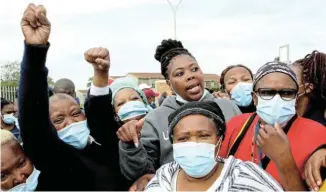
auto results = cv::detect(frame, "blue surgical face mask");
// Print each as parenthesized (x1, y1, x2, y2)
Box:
(256, 94, 296, 125)
(118, 100, 149, 122)
(230, 82, 253, 107)
(57, 120, 90, 150)
(173, 137, 222, 178)
(9, 166, 40, 192)
(3, 113, 17, 125)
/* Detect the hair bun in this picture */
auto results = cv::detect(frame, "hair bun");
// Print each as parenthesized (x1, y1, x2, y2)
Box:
(154, 39, 184, 62)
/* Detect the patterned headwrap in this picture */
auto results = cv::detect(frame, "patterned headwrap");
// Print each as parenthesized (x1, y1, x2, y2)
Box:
(253, 61, 299, 90)
(168, 101, 226, 143)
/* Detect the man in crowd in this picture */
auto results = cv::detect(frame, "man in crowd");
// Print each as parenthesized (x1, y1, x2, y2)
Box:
(138, 83, 151, 90)
(143, 89, 159, 109)
(54, 78, 80, 105)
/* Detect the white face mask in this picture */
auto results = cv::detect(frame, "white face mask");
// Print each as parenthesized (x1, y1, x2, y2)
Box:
(8, 167, 40, 192)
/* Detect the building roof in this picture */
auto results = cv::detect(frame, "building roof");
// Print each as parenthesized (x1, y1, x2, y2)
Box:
(204, 74, 220, 81)
(127, 72, 220, 81)
(110, 76, 124, 79)
(127, 73, 165, 79)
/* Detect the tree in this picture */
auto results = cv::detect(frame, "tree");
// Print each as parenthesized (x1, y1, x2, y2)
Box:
(1, 61, 55, 87)
(0, 61, 20, 87)
(47, 76, 55, 87)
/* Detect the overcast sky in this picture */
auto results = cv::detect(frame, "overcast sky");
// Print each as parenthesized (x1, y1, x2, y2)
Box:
(1, 0, 325, 89)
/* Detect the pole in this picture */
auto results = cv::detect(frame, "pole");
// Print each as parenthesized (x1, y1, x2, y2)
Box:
(279, 44, 290, 64)
(166, 0, 183, 39)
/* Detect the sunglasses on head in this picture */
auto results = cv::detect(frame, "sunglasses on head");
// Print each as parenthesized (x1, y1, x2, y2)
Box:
(255, 88, 298, 101)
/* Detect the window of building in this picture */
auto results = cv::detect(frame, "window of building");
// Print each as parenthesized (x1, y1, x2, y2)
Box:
(205, 81, 212, 88)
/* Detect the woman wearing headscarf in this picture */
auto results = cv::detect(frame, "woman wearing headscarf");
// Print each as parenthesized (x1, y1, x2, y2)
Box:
(118, 39, 241, 190)
(109, 76, 152, 124)
(145, 101, 282, 191)
(216, 64, 256, 113)
(219, 61, 326, 191)
(15, 4, 126, 190)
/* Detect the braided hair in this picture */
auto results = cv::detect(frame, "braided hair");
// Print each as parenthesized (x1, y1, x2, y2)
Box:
(293, 51, 326, 103)
(219, 64, 253, 90)
(154, 39, 195, 79)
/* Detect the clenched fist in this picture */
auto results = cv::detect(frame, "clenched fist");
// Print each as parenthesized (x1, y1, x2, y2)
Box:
(21, 3, 51, 45)
(84, 47, 110, 72)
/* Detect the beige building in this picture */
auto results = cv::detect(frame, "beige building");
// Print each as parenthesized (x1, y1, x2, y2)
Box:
(79, 73, 221, 105)
(76, 90, 88, 107)
(126, 73, 165, 88)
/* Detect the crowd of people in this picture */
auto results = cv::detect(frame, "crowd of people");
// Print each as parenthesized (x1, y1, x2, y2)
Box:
(1, 3, 326, 191)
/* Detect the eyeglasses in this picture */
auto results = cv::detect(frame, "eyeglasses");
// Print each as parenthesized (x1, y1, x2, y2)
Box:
(255, 88, 298, 101)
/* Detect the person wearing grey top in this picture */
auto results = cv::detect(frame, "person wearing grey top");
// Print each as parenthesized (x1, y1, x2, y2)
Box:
(117, 39, 241, 190)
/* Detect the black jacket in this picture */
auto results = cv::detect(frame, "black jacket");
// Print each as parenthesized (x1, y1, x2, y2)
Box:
(18, 43, 129, 191)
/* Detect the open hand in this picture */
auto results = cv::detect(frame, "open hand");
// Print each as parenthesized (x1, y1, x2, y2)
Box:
(84, 47, 110, 72)
(256, 123, 291, 164)
(21, 3, 50, 45)
(117, 118, 145, 148)
(305, 148, 326, 191)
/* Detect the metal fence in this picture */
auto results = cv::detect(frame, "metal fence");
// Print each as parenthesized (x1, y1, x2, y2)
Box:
(0, 86, 18, 102)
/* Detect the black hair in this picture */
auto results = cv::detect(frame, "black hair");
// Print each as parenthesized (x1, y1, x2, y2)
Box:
(219, 64, 253, 90)
(1, 98, 12, 111)
(293, 51, 326, 103)
(154, 39, 195, 79)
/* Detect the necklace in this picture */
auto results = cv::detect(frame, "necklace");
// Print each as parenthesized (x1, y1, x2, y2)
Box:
(251, 122, 263, 165)
(251, 132, 257, 163)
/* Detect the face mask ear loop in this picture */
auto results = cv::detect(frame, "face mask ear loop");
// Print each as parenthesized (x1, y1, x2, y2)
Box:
(297, 84, 307, 97)
(214, 136, 223, 162)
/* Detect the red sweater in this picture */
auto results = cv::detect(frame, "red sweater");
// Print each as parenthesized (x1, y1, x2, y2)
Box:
(219, 113, 326, 183)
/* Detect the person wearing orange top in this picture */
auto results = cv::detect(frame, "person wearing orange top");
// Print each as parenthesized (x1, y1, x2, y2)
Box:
(219, 61, 326, 191)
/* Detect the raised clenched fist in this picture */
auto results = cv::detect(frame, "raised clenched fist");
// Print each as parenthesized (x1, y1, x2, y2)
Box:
(84, 47, 110, 72)
(21, 3, 51, 45)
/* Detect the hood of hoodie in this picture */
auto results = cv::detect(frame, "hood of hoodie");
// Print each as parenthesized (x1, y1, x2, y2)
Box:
(160, 92, 215, 111)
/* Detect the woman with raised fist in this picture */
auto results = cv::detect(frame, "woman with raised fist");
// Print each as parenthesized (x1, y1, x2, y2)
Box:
(12, 4, 127, 191)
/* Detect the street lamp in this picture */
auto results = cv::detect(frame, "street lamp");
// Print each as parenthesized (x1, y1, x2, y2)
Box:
(165, 0, 184, 39)
(279, 44, 290, 64)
